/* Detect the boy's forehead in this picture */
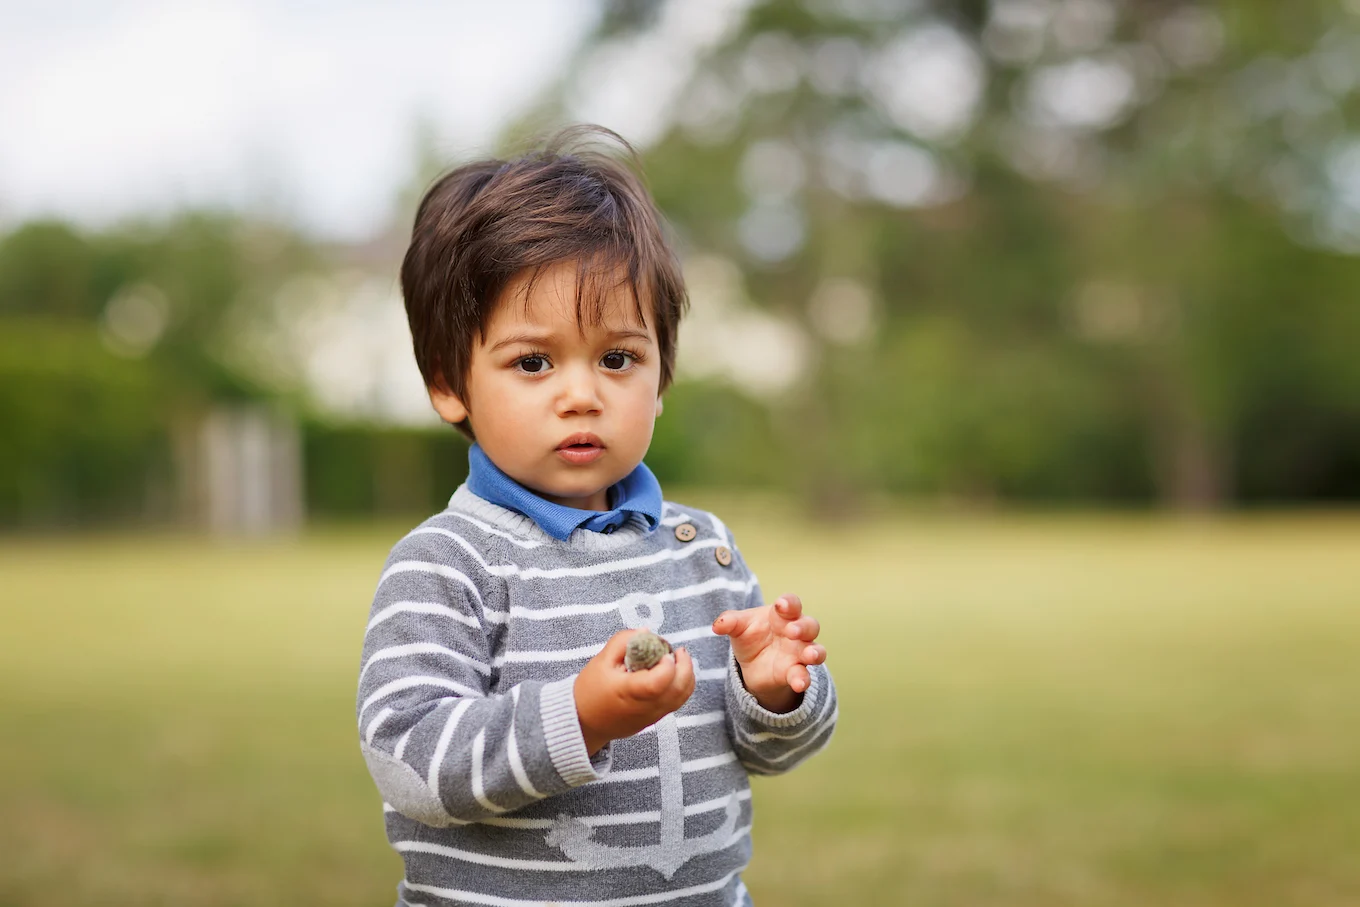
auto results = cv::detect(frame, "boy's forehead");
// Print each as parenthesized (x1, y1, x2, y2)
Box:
(488, 260, 653, 337)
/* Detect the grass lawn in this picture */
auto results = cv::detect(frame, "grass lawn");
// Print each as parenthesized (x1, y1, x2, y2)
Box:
(3, 501, 1359, 905)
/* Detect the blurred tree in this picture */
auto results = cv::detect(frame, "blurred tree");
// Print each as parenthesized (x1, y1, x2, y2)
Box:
(0, 221, 108, 320)
(6, 0, 1359, 523)
(0, 318, 165, 524)
(0, 215, 319, 526)
(515, 0, 1360, 509)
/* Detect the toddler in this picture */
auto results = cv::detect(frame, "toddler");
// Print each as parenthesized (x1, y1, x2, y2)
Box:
(357, 126, 837, 906)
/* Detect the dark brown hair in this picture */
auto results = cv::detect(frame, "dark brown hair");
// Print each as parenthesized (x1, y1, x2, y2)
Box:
(401, 125, 688, 437)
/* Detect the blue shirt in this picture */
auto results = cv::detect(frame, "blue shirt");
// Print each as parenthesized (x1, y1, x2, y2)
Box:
(465, 444, 662, 541)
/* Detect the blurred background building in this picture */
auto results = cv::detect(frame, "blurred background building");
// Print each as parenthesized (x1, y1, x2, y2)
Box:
(2, 0, 1358, 532)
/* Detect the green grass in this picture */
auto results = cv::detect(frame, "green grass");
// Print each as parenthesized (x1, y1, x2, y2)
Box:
(3, 504, 1360, 905)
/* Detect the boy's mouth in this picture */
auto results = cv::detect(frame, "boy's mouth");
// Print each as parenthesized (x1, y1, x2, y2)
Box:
(556, 433, 606, 465)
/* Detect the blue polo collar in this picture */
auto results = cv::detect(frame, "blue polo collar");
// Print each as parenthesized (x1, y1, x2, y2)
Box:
(465, 444, 662, 541)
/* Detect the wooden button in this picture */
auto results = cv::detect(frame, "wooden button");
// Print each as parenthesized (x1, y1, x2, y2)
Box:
(674, 523, 697, 542)
(715, 545, 732, 567)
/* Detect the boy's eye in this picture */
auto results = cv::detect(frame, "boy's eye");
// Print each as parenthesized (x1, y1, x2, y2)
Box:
(517, 355, 549, 373)
(601, 351, 635, 370)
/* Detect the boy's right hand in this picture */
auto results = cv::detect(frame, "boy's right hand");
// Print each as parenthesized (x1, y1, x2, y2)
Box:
(574, 630, 694, 756)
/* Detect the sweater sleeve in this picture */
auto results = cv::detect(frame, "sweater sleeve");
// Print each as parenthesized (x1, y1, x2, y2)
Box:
(722, 543, 838, 776)
(356, 531, 610, 826)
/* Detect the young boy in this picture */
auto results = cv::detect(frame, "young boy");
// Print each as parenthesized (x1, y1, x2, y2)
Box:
(357, 126, 837, 907)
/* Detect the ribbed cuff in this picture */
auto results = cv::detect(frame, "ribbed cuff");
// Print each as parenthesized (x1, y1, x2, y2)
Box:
(540, 676, 610, 787)
(727, 649, 820, 728)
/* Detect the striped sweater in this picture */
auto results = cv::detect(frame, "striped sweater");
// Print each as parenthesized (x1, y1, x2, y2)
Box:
(357, 485, 838, 907)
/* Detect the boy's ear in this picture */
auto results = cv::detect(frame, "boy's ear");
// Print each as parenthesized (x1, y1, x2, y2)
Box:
(429, 383, 469, 426)
(655, 394, 664, 417)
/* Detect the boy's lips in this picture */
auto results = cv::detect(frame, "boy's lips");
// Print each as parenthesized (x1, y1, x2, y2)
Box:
(555, 432, 606, 465)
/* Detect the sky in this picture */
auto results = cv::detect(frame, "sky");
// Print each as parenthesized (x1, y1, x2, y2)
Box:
(0, 0, 597, 239)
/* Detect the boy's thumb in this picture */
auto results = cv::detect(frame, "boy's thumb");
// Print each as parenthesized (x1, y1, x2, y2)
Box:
(600, 629, 634, 664)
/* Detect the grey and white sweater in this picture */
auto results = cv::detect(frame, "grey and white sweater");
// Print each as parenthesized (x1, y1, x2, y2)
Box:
(357, 486, 838, 907)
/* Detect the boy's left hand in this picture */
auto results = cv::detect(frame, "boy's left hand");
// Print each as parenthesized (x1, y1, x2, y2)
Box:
(712, 594, 827, 714)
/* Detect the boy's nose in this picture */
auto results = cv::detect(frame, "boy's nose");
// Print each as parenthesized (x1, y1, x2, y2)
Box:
(554, 364, 603, 417)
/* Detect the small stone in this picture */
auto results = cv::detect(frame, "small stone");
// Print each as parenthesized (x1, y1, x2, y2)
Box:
(624, 630, 673, 672)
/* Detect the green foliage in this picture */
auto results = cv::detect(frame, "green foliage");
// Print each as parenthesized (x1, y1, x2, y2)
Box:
(0, 215, 321, 527)
(0, 319, 169, 526)
(302, 422, 470, 517)
(647, 379, 786, 488)
(552, 0, 1360, 508)
(842, 318, 1149, 501)
(0, 222, 108, 319)
(6, 0, 1360, 524)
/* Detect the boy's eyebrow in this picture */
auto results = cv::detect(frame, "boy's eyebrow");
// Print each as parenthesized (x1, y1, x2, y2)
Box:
(606, 329, 654, 345)
(488, 332, 554, 353)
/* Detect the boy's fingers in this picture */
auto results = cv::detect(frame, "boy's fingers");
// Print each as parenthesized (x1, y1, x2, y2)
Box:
(629, 652, 677, 696)
(774, 595, 802, 620)
(783, 616, 820, 641)
(801, 644, 827, 666)
(712, 610, 753, 637)
(667, 648, 696, 705)
(786, 663, 811, 694)
(672, 646, 694, 682)
(600, 630, 633, 666)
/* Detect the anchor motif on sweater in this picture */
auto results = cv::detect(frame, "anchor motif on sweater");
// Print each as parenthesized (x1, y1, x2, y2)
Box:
(545, 592, 739, 878)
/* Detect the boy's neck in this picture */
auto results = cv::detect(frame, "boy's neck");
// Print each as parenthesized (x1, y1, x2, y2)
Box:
(464, 444, 662, 541)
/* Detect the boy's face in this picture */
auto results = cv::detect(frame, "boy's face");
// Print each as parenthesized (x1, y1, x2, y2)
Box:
(429, 259, 664, 512)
